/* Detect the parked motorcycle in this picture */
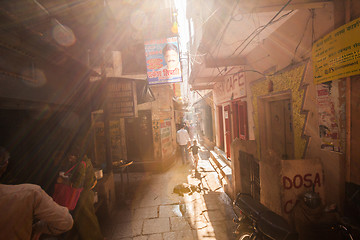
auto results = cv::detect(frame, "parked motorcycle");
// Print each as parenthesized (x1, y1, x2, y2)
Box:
(291, 190, 357, 240)
(233, 193, 298, 240)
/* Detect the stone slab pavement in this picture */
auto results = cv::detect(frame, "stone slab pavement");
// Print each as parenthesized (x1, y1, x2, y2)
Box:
(99, 147, 238, 240)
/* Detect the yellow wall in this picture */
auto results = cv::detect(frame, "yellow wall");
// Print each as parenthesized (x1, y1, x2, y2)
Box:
(250, 64, 307, 159)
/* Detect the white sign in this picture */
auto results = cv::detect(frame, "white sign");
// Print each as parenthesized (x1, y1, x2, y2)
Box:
(213, 71, 246, 104)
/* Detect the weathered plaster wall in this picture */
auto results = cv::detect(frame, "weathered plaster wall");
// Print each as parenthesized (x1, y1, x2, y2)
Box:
(248, 61, 345, 208)
(244, 4, 335, 143)
(230, 1, 350, 214)
(136, 85, 177, 167)
(149, 85, 177, 166)
(250, 64, 307, 159)
(302, 61, 345, 207)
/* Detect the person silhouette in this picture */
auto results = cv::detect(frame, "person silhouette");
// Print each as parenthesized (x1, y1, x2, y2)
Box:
(0, 146, 73, 240)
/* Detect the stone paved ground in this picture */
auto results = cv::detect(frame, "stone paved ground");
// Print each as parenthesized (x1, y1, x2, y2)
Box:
(99, 148, 238, 240)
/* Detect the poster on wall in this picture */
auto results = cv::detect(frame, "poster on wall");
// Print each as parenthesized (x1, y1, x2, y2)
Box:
(316, 81, 344, 152)
(144, 37, 182, 85)
(152, 120, 162, 159)
(91, 112, 125, 166)
(160, 119, 172, 158)
(312, 17, 360, 84)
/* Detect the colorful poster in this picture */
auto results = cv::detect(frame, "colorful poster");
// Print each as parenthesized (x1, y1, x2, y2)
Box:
(316, 81, 343, 152)
(312, 17, 360, 84)
(144, 37, 182, 85)
(92, 113, 126, 166)
(160, 119, 172, 158)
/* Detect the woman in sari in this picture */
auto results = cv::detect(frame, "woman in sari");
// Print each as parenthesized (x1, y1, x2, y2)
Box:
(64, 146, 104, 240)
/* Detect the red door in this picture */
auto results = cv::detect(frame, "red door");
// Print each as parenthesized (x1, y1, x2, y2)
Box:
(232, 102, 239, 139)
(238, 101, 248, 140)
(224, 105, 232, 158)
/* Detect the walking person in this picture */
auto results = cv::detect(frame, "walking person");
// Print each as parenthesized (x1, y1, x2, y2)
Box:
(60, 145, 104, 240)
(188, 140, 200, 172)
(176, 123, 190, 164)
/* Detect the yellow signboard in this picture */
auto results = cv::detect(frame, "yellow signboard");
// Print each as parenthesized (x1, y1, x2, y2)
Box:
(312, 17, 360, 84)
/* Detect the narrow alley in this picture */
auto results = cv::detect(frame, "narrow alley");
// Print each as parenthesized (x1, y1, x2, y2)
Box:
(99, 146, 237, 240)
(1, 1, 360, 240)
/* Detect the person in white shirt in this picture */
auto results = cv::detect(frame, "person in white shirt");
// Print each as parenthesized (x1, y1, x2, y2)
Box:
(176, 123, 191, 164)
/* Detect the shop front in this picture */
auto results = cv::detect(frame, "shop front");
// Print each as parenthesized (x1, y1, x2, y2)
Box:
(213, 69, 248, 159)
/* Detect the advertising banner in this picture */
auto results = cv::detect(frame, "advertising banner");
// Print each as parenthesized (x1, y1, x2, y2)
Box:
(144, 37, 182, 85)
(312, 17, 360, 84)
(107, 78, 137, 118)
(91, 112, 125, 166)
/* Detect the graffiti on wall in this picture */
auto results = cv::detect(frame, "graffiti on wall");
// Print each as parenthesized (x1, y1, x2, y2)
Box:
(281, 159, 324, 218)
(213, 70, 246, 104)
(250, 65, 307, 159)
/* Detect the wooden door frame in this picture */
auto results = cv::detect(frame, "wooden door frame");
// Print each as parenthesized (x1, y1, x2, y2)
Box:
(217, 105, 224, 150)
(258, 92, 293, 159)
(232, 101, 239, 139)
(224, 104, 232, 158)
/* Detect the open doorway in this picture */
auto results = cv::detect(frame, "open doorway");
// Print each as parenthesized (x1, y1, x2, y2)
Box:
(125, 110, 154, 163)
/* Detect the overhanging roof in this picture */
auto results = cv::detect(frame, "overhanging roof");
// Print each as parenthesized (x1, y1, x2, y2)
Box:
(188, 0, 333, 89)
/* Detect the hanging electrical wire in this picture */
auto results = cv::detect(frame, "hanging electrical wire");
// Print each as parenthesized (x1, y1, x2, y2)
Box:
(311, 9, 315, 44)
(194, 90, 214, 106)
(229, 10, 294, 56)
(190, 0, 294, 86)
(194, 0, 243, 81)
(206, 0, 294, 78)
(211, 0, 241, 58)
(292, 9, 313, 62)
(234, 0, 293, 57)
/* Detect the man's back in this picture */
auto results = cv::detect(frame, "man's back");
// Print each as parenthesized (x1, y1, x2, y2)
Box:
(177, 128, 190, 145)
(0, 183, 73, 240)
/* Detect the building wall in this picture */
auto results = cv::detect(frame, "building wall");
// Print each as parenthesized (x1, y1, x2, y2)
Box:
(301, 62, 345, 206)
(232, 3, 352, 213)
(250, 64, 307, 159)
(148, 85, 177, 168)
